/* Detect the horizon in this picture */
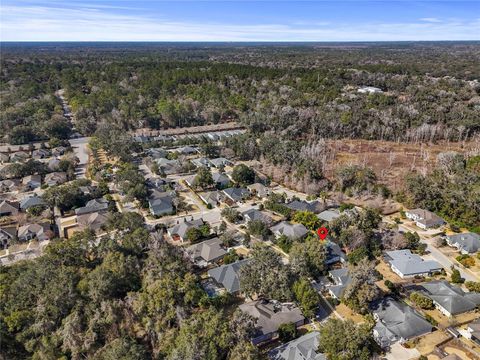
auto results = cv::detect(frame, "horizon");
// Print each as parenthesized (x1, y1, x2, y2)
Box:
(1, 1, 480, 42)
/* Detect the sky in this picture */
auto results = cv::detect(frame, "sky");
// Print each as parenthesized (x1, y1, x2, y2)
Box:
(1, 0, 479, 42)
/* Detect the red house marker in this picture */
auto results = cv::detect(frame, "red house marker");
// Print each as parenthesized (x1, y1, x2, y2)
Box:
(317, 227, 328, 240)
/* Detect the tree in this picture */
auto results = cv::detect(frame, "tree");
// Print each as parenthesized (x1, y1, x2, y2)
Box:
(289, 237, 327, 278)
(221, 208, 242, 223)
(94, 338, 146, 360)
(278, 322, 297, 342)
(185, 227, 203, 243)
(292, 278, 319, 318)
(404, 231, 421, 250)
(465, 281, 480, 292)
(200, 142, 220, 158)
(240, 245, 293, 301)
(193, 166, 214, 189)
(410, 292, 434, 309)
(342, 259, 380, 314)
(247, 220, 270, 240)
(318, 319, 376, 360)
(293, 210, 321, 230)
(231, 164, 255, 186)
(451, 269, 464, 283)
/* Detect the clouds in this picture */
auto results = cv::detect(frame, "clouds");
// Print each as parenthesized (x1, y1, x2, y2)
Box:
(1, 2, 479, 41)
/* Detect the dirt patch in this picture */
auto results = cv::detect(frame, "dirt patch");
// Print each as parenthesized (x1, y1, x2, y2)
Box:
(324, 139, 480, 190)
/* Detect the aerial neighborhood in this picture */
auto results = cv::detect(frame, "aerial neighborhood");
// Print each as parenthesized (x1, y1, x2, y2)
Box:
(1, 41, 480, 360)
(2, 120, 480, 360)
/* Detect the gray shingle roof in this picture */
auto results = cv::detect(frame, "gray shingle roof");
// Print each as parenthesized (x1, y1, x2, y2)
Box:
(446, 233, 480, 253)
(372, 298, 432, 347)
(317, 209, 341, 222)
(19, 195, 45, 210)
(285, 200, 325, 214)
(75, 198, 109, 215)
(385, 249, 442, 276)
(268, 331, 325, 360)
(243, 208, 273, 225)
(419, 280, 480, 315)
(222, 187, 249, 202)
(240, 300, 305, 339)
(149, 190, 174, 216)
(271, 221, 308, 240)
(186, 237, 227, 263)
(328, 268, 352, 299)
(207, 259, 250, 293)
(168, 218, 205, 240)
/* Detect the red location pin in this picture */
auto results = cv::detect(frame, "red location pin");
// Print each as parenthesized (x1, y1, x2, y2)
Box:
(317, 227, 328, 241)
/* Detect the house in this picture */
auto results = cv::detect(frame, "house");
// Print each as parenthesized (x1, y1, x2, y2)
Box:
(22, 174, 42, 190)
(405, 209, 445, 229)
(78, 185, 97, 196)
(17, 223, 51, 242)
(185, 237, 227, 267)
(467, 319, 480, 345)
(167, 218, 205, 242)
(10, 151, 29, 163)
(173, 146, 198, 155)
(155, 158, 181, 175)
(199, 191, 224, 207)
(445, 233, 480, 254)
(191, 157, 211, 168)
(147, 148, 167, 159)
(209, 157, 231, 168)
(358, 86, 383, 94)
(243, 208, 273, 226)
(0, 226, 16, 248)
(32, 148, 50, 159)
(19, 195, 46, 210)
(223, 187, 249, 204)
(327, 268, 352, 299)
(417, 280, 480, 317)
(271, 221, 308, 240)
(247, 183, 270, 198)
(240, 299, 305, 345)
(372, 298, 432, 348)
(286, 200, 324, 214)
(133, 135, 150, 143)
(75, 198, 109, 215)
(207, 259, 250, 293)
(44, 172, 67, 187)
(325, 241, 347, 265)
(385, 249, 443, 278)
(148, 190, 175, 216)
(317, 209, 341, 223)
(0, 179, 20, 192)
(77, 212, 108, 233)
(184, 174, 197, 187)
(212, 172, 230, 188)
(47, 158, 61, 171)
(0, 200, 19, 217)
(268, 331, 324, 360)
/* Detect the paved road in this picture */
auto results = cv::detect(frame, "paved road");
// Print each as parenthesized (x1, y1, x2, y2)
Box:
(69, 137, 90, 179)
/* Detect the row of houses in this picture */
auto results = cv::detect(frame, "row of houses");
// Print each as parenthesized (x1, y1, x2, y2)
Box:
(0, 146, 68, 164)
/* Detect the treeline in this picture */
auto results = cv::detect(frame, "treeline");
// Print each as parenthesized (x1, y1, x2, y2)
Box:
(0, 213, 260, 359)
(1, 43, 479, 144)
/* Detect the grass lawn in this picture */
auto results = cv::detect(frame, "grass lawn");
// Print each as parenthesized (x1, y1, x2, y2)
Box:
(415, 331, 450, 355)
(335, 303, 365, 323)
